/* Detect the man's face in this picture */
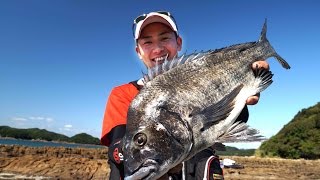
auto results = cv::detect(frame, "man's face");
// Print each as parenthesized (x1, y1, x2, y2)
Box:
(136, 22, 182, 68)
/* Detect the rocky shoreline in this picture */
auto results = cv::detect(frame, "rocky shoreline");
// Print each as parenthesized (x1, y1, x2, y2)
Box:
(0, 172, 51, 180)
(1, 145, 320, 179)
(0, 145, 110, 179)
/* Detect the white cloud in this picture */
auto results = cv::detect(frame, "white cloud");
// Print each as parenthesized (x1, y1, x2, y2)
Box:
(9, 116, 55, 129)
(46, 118, 54, 122)
(29, 116, 44, 120)
(11, 116, 54, 122)
(11, 117, 28, 121)
(64, 124, 72, 128)
(28, 116, 54, 122)
(61, 124, 73, 132)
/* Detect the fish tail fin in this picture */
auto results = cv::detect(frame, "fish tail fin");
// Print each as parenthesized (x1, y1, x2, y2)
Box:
(258, 18, 267, 42)
(253, 66, 274, 92)
(258, 19, 291, 70)
(274, 53, 291, 69)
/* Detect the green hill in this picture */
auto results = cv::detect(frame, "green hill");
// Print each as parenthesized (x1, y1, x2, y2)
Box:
(70, 133, 100, 145)
(216, 146, 255, 156)
(0, 126, 100, 145)
(258, 102, 320, 159)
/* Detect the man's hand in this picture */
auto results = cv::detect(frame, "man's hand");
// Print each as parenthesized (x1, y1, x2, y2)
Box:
(246, 60, 270, 105)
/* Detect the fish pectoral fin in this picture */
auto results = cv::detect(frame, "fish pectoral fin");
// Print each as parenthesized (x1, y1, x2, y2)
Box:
(218, 121, 266, 143)
(253, 66, 274, 92)
(200, 84, 243, 131)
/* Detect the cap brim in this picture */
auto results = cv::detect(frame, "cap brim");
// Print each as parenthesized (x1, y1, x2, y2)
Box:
(134, 13, 178, 40)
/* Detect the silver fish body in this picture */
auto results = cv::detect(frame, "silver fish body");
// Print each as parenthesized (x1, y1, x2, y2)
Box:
(123, 20, 290, 180)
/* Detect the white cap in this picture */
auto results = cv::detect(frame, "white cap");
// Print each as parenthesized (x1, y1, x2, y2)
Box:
(134, 12, 178, 40)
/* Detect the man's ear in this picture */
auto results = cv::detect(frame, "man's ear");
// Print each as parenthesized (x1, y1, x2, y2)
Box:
(177, 36, 182, 51)
(135, 45, 143, 59)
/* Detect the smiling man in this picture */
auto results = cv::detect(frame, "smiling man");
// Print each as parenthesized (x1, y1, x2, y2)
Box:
(101, 11, 269, 180)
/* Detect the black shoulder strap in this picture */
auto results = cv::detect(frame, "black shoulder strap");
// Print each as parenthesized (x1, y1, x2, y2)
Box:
(129, 80, 143, 90)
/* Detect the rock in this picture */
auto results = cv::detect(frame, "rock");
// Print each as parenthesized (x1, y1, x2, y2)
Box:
(0, 145, 110, 179)
(2, 145, 320, 179)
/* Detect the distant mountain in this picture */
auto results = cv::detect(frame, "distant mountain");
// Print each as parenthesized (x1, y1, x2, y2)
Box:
(0, 126, 100, 145)
(258, 102, 320, 159)
(216, 146, 255, 156)
(70, 133, 100, 145)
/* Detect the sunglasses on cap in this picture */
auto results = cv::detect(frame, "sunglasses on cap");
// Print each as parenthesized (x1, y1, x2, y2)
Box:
(132, 11, 178, 39)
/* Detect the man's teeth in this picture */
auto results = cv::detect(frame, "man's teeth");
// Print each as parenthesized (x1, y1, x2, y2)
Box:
(154, 56, 166, 62)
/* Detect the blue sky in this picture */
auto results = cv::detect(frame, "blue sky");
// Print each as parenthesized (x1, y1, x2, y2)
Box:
(1, 1, 319, 149)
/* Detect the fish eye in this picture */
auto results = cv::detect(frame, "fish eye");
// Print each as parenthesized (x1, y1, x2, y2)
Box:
(133, 133, 147, 147)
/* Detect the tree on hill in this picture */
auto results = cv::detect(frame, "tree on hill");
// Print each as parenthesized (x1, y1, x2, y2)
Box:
(70, 133, 100, 145)
(258, 102, 320, 159)
(27, 128, 70, 142)
(216, 146, 255, 156)
(0, 126, 70, 142)
(0, 126, 100, 145)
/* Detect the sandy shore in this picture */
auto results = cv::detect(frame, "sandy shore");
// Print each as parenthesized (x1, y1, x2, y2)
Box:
(223, 156, 320, 180)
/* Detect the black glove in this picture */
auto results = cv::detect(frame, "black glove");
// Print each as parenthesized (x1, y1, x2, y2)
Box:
(108, 138, 124, 165)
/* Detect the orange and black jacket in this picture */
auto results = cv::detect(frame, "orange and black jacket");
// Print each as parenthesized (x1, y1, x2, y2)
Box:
(101, 81, 142, 147)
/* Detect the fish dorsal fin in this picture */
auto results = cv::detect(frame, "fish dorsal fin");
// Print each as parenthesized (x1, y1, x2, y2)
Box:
(143, 51, 209, 83)
(199, 84, 243, 131)
(258, 19, 267, 42)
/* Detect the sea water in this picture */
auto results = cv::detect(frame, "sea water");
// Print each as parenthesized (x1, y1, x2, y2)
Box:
(0, 138, 104, 149)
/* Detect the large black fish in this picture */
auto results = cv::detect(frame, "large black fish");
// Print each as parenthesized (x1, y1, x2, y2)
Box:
(123, 20, 290, 180)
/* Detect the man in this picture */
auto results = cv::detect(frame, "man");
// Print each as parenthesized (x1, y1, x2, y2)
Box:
(101, 11, 269, 180)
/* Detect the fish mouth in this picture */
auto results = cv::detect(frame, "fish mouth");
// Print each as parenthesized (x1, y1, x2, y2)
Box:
(125, 159, 159, 180)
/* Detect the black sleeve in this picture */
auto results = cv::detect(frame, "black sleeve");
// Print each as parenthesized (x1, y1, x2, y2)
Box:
(234, 105, 249, 123)
(107, 125, 126, 180)
(108, 160, 124, 180)
(107, 124, 126, 144)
